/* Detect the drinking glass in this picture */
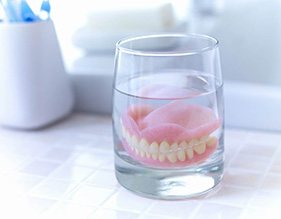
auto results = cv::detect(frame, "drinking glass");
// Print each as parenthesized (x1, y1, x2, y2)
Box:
(112, 34, 224, 199)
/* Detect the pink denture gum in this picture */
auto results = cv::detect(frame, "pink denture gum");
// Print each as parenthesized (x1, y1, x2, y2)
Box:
(120, 84, 220, 168)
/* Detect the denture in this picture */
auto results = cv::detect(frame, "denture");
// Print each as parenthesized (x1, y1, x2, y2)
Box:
(121, 100, 220, 167)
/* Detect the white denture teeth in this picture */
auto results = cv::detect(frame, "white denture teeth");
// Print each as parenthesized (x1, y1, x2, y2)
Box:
(160, 141, 169, 154)
(121, 125, 217, 163)
(189, 139, 199, 148)
(152, 154, 158, 160)
(179, 141, 188, 150)
(177, 150, 186, 161)
(186, 147, 194, 159)
(167, 152, 177, 163)
(194, 143, 206, 155)
(149, 142, 159, 154)
(145, 152, 151, 159)
(170, 142, 178, 152)
(207, 136, 217, 147)
(140, 138, 149, 152)
(158, 154, 165, 162)
(199, 135, 208, 143)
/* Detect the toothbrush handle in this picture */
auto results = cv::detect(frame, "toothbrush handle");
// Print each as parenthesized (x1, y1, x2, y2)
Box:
(21, 0, 38, 22)
(40, 0, 51, 19)
(1, 0, 22, 22)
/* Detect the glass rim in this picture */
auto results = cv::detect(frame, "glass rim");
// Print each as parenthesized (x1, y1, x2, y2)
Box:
(116, 33, 219, 56)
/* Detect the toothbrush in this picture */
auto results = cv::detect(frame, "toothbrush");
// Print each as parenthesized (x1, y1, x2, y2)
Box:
(39, 0, 51, 20)
(20, 0, 38, 22)
(0, 0, 22, 22)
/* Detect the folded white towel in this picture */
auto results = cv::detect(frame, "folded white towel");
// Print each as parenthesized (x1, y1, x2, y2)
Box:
(72, 24, 185, 52)
(72, 1, 185, 52)
(86, 2, 177, 32)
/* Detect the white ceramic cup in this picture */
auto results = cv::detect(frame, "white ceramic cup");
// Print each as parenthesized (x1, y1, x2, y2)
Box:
(0, 20, 74, 129)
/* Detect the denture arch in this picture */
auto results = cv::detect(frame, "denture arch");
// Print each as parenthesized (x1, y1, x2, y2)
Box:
(121, 100, 220, 167)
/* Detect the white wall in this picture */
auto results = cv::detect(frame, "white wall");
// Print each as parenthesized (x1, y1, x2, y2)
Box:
(192, 0, 281, 86)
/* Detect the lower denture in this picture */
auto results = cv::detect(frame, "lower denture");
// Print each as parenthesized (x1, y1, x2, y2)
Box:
(121, 100, 220, 167)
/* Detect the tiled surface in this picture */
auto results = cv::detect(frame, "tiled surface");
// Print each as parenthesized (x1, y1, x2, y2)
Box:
(0, 113, 280, 219)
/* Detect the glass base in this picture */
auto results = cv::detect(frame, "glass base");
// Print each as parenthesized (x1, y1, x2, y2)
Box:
(115, 155, 224, 200)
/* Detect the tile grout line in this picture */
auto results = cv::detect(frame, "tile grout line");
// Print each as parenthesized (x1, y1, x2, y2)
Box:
(135, 200, 159, 218)
(237, 133, 281, 218)
(225, 132, 252, 168)
(187, 202, 204, 219)
(27, 150, 100, 202)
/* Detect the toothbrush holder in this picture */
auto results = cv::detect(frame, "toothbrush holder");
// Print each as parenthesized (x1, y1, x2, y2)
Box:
(0, 20, 74, 129)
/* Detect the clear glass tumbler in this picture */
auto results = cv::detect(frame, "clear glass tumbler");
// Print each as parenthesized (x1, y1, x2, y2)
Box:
(112, 34, 224, 199)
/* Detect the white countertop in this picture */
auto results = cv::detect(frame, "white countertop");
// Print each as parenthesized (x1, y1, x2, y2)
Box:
(0, 113, 280, 219)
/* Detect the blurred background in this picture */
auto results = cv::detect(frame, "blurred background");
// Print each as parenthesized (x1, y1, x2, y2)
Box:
(48, 0, 281, 86)
(1, 0, 281, 130)
(2, 0, 281, 85)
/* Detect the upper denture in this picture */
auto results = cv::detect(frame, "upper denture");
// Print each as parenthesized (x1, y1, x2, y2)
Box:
(122, 100, 220, 145)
